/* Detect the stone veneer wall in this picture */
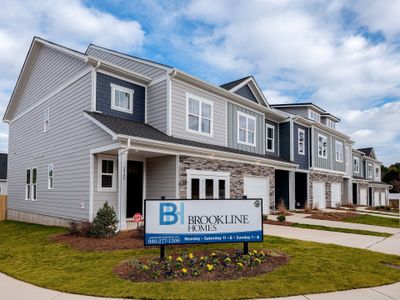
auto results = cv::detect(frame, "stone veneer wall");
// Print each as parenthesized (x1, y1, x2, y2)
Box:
(179, 155, 275, 210)
(308, 171, 344, 208)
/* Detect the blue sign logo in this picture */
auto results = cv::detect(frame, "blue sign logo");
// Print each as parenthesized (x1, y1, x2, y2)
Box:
(159, 203, 184, 225)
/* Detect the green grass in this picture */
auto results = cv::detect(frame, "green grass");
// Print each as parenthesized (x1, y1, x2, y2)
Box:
(343, 214, 400, 228)
(291, 223, 392, 237)
(1, 221, 400, 299)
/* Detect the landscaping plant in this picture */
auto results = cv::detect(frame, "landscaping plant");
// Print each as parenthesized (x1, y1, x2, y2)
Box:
(68, 221, 92, 237)
(277, 215, 286, 222)
(90, 202, 118, 238)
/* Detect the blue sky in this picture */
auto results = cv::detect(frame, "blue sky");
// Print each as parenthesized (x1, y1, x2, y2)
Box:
(0, 0, 399, 165)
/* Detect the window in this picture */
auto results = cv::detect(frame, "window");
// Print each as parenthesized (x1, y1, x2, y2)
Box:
(353, 157, 360, 173)
(375, 166, 380, 180)
(48, 164, 54, 189)
(32, 168, 37, 200)
(265, 124, 275, 152)
(367, 163, 373, 178)
(318, 134, 327, 158)
(25, 168, 37, 200)
(43, 108, 49, 132)
(186, 94, 213, 135)
(326, 119, 335, 129)
(237, 112, 256, 146)
(25, 169, 31, 200)
(98, 156, 116, 191)
(298, 128, 305, 155)
(335, 141, 343, 162)
(187, 170, 230, 199)
(309, 110, 320, 122)
(111, 84, 134, 114)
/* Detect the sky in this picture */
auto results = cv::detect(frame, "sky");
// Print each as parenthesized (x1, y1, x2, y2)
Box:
(0, 0, 399, 165)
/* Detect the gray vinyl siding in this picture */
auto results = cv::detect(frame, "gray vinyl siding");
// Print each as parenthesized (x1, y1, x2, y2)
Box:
(235, 85, 257, 103)
(87, 47, 167, 79)
(312, 128, 331, 169)
(146, 156, 177, 199)
(8, 73, 115, 220)
(332, 137, 346, 172)
(279, 122, 290, 161)
(274, 107, 309, 118)
(265, 119, 278, 155)
(14, 45, 89, 116)
(227, 102, 265, 154)
(147, 79, 167, 133)
(171, 79, 226, 146)
(293, 122, 309, 170)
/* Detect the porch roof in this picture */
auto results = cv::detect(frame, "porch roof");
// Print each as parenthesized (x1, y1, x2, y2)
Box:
(85, 111, 292, 164)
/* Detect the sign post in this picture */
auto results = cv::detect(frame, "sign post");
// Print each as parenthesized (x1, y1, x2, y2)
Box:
(144, 198, 263, 258)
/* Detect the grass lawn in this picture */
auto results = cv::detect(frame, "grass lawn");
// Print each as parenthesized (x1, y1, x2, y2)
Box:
(291, 223, 392, 237)
(1, 221, 400, 299)
(343, 214, 400, 228)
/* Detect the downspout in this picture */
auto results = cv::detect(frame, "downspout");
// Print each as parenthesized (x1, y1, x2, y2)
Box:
(117, 137, 131, 232)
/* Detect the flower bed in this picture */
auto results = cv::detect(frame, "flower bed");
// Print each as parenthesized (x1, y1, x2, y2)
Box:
(115, 249, 289, 282)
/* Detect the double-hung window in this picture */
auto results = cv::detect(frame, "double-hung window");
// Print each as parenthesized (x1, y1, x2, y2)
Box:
(265, 124, 275, 152)
(368, 163, 373, 179)
(26, 168, 37, 200)
(111, 84, 134, 114)
(186, 94, 213, 135)
(375, 166, 380, 180)
(48, 164, 54, 189)
(98, 156, 116, 191)
(318, 134, 328, 158)
(43, 108, 49, 132)
(25, 169, 31, 200)
(353, 157, 360, 173)
(238, 112, 256, 146)
(298, 128, 305, 155)
(309, 110, 320, 122)
(335, 141, 343, 162)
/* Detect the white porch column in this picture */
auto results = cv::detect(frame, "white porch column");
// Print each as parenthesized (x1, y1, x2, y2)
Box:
(118, 149, 128, 230)
(289, 171, 295, 210)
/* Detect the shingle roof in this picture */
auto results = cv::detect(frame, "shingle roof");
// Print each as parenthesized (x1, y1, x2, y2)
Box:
(85, 112, 292, 164)
(358, 147, 374, 157)
(0, 153, 7, 180)
(220, 76, 251, 90)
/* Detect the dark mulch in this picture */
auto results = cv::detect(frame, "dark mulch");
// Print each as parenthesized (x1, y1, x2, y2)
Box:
(270, 212, 294, 216)
(306, 212, 360, 221)
(114, 249, 290, 282)
(264, 219, 295, 226)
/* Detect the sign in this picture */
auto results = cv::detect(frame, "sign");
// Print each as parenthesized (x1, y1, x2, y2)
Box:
(133, 213, 142, 222)
(144, 199, 263, 246)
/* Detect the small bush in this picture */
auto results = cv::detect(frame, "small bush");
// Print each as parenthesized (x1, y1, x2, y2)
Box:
(90, 202, 118, 238)
(262, 214, 268, 221)
(277, 215, 286, 222)
(68, 221, 92, 237)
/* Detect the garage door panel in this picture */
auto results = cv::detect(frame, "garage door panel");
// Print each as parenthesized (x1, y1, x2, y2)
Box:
(360, 188, 367, 205)
(380, 192, 386, 206)
(312, 182, 326, 209)
(244, 176, 269, 215)
(331, 183, 341, 208)
(374, 191, 380, 206)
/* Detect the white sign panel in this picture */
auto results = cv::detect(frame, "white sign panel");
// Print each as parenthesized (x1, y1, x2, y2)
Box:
(144, 199, 263, 246)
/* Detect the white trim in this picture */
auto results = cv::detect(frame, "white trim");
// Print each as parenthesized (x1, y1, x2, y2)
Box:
(335, 140, 344, 162)
(9, 68, 91, 124)
(185, 92, 213, 137)
(237, 111, 256, 147)
(310, 167, 346, 175)
(97, 69, 148, 88)
(175, 155, 180, 198)
(90, 143, 122, 154)
(89, 153, 94, 221)
(47, 164, 54, 189)
(298, 128, 305, 155)
(265, 123, 275, 153)
(148, 75, 169, 87)
(167, 75, 172, 135)
(308, 109, 321, 122)
(97, 155, 117, 192)
(110, 83, 134, 114)
(317, 133, 328, 159)
(289, 118, 294, 161)
(229, 77, 269, 108)
(186, 169, 231, 177)
(84, 113, 118, 139)
(38, 38, 87, 61)
(144, 85, 148, 123)
(91, 67, 97, 111)
(186, 169, 230, 199)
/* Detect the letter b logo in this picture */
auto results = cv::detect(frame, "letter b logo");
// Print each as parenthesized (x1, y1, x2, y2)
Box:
(160, 203, 184, 225)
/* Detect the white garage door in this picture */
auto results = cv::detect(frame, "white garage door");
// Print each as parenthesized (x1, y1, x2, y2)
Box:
(331, 183, 342, 208)
(374, 191, 380, 206)
(312, 182, 326, 209)
(360, 188, 367, 205)
(380, 192, 386, 206)
(244, 176, 269, 215)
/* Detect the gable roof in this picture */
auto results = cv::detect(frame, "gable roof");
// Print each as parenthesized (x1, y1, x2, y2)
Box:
(220, 76, 251, 90)
(358, 147, 376, 159)
(271, 102, 341, 121)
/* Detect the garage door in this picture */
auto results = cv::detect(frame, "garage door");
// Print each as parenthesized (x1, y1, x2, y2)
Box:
(374, 191, 380, 206)
(244, 176, 269, 215)
(331, 183, 342, 208)
(360, 188, 367, 205)
(380, 192, 386, 206)
(312, 182, 326, 209)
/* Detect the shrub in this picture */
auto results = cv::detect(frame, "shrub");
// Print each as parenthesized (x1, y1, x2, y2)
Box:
(262, 214, 268, 221)
(68, 221, 92, 237)
(90, 202, 118, 238)
(277, 215, 286, 222)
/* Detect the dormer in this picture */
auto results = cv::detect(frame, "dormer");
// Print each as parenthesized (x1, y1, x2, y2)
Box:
(321, 113, 340, 129)
(220, 76, 269, 107)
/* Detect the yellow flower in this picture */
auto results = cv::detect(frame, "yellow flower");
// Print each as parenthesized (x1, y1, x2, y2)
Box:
(188, 253, 194, 259)
(259, 251, 265, 256)
(176, 256, 183, 263)
(211, 252, 216, 256)
(237, 262, 243, 268)
(167, 256, 172, 261)
(206, 264, 214, 271)
(253, 249, 258, 254)
(224, 257, 231, 263)
(181, 268, 187, 274)
(255, 258, 262, 264)
(200, 256, 205, 260)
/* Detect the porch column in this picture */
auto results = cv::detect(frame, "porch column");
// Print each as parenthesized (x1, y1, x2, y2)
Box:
(289, 171, 295, 210)
(118, 149, 128, 230)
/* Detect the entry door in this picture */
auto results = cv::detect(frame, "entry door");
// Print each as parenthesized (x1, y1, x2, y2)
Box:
(244, 176, 269, 215)
(374, 191, 380, 206)
(331, 183, 342, 208)
(126, 161, 143, 218)
(312, 182, 326, 209)
(360, 188, 367, 205)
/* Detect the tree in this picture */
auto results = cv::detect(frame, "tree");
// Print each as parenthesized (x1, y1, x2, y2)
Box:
(382, 163, 400, 193)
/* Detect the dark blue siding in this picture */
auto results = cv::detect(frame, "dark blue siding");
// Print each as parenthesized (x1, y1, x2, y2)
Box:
(293, 122, 309, 170)
(235, 85, 258, 103)
(279, 122, 290, 161)
(96, 73, 145, 122)
(265, 119, 278, 155)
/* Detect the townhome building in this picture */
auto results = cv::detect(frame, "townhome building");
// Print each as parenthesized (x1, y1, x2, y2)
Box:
(3, 37, 390, 229)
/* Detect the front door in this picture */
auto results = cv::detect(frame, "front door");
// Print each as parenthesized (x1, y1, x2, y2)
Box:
(244, 176, 269, 215)
(126, 161, 143, 218)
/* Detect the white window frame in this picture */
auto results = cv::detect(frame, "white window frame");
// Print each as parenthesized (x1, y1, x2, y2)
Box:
(25, 169, 31, 200)
(237, 112, 257, 147)
(111, 83, 134, 114)
(335, 140, 344, 162)
(186, 170, 230, 199)
(367, 162, 373, 179)
(48, 164, 54, 190)
(309, 110, 321, 122)
(298, 128, 305, 155)
(43, 108, 49, 133)
(353, 157, 360, 173)
(375, 166, 380, 180)
(98, 155, 117, 192)
(327, 119, 335, 129)
(265, 123, 275, 152)
(318, 134, 328, 158)
(185, 93, 213, 136)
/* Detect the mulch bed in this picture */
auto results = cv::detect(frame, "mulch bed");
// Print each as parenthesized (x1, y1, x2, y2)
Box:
(270, 212, 294, 216)
(264, 219, 295, 226)
(306, 212, 360, 221)
(114, 249, 290, 282)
